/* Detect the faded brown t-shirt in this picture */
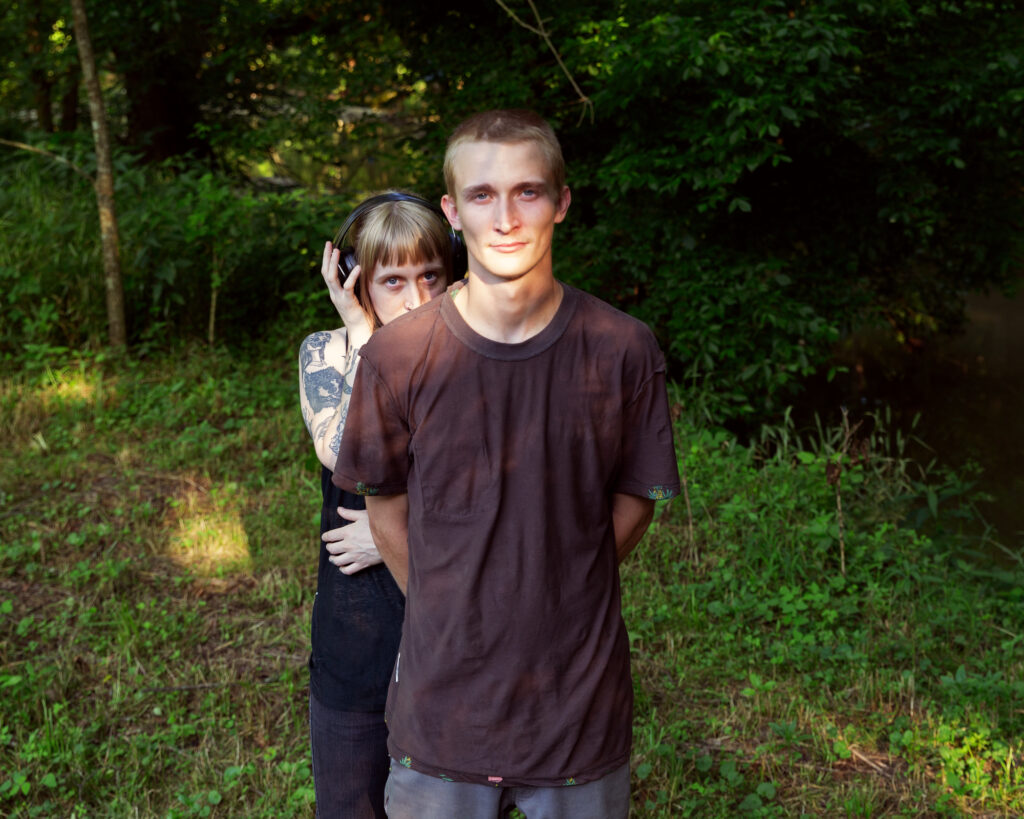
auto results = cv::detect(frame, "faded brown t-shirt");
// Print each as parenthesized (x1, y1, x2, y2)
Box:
(334, 282, 680, 787)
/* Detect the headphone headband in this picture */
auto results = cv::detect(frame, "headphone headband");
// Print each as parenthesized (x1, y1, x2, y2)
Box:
(332, 190, 466, 285)
(332, 191, 450, 249)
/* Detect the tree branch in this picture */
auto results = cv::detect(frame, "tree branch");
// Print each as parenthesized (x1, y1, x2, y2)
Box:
(494, 0, 594, 124)
(0, 138, 93, 183)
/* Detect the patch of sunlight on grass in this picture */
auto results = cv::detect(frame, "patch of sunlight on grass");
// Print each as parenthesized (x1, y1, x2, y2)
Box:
(48, 369, 98, 403)
(168, 485, 253, 575)
(2, 367, 106, 443)
(1, 379, 49, 441)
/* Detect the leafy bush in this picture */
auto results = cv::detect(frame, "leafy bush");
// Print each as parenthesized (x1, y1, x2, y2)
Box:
(391, 0, 1024, 419)
(0, 149, 342, 360)
(5, 0, 1024, 428)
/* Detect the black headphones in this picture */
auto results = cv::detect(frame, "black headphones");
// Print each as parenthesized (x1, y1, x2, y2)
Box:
(332, 191, 467, 283)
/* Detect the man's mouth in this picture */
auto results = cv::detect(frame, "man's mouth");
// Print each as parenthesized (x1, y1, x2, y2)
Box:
(491, 242, 526, 253)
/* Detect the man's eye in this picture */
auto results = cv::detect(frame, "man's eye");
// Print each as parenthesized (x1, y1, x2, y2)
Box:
(522, 188, 538, 198)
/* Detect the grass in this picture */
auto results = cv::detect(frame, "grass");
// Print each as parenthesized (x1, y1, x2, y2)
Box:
(1, 344, 1022, 817)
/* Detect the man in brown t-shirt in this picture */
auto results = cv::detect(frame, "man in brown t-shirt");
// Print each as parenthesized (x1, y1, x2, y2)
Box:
(334, 109, 680, 818)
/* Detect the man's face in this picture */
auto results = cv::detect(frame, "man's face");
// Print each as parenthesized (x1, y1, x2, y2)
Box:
(442, 140, 570, 283)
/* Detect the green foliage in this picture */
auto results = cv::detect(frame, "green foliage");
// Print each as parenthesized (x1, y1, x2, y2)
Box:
(387, 0, 1024, 416)
(3, 0, 1024, 424)
(1, 0, 437, 183)
(0, 150, 341, 357)
(625, 413, 1024, 816)
(0, 147, 101, 356)
(555, 0, 1024, 413)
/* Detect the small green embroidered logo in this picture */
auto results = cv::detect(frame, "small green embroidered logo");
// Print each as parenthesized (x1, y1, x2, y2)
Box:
(355, 481, 380, 496)
(440, 775, 454, 782)
(564, 777, 577, 786)
(647, 485, 677, 500)
(399, 756, 412, 768)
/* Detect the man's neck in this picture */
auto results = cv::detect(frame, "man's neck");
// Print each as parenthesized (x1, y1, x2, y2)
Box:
(453, 270, 564, 344)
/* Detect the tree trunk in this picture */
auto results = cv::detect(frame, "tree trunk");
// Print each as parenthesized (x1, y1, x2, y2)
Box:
(31, 75, 54, 133)
(123, 64, 210, 163)
(208, 253, 219, 348)
(27, 3, 54, 132)
(69, 0, 127, 349)
(208, 285, 219, 347)
(59, 66, 80, 132)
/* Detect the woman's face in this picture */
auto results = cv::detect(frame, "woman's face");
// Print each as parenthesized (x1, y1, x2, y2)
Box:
(367, 257, 447, 326)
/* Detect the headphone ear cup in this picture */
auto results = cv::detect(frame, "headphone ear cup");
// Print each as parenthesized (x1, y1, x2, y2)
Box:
(338, 247, 358, 283)
(451, 234, 468, 280)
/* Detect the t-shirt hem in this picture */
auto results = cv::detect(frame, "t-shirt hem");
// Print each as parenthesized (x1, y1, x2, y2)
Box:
(615, 478, 682, 501)
(386, 742, 630, 788)
(332, 470, 407, 497)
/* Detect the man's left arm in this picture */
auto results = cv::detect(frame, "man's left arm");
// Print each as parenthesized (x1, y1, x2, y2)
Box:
(612, 492, 656, 564)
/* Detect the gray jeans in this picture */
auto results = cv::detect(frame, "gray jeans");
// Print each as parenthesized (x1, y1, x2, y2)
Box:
(384, 760, 630, 819)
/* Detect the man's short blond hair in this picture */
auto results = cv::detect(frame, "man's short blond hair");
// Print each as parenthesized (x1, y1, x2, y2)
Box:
(444, 109, 566, 198)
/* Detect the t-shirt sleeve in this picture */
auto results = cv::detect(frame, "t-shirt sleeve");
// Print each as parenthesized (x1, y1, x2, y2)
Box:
(332, 353, 411, 496)
(614, 340, 681, 501)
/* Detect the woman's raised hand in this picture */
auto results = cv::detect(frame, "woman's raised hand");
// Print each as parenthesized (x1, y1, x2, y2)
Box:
(322, 241, 372, 345)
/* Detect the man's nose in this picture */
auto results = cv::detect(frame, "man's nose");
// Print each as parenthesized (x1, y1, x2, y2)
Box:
(495, 198, 518, 233)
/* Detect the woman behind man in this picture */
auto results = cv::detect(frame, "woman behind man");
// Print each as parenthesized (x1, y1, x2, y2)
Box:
(298, 191, 462, 818)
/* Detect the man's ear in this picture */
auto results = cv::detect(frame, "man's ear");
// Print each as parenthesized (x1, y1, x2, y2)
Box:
(553, 186, 571, 224)
(441, 194, 461, 231)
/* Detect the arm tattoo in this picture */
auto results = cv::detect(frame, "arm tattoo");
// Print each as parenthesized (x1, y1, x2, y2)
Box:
(328, 345, 361, 456)
(299, 332, 362, 459)
(301, 401, 315, 436)
(299, 331, 332, 372)
(304, 366, 343, 414)
(300, 331, 344, 415)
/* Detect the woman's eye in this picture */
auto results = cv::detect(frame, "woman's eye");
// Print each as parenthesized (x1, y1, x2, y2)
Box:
(385, 277, 400, 287)
(423, 272, 438, 282)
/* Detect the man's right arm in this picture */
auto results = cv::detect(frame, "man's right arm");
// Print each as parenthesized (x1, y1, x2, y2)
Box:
(612, 492, 656, 564)
(365, 493, 410, 593)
